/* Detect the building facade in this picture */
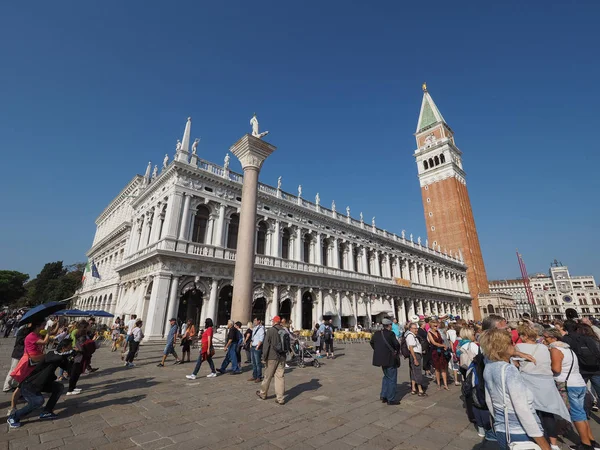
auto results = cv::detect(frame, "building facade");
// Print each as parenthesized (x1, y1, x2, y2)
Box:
(478, 293, 519, 320)
(489, 261, 600, 320)
(414, 85, 489, 320)
(75, 117, 473, 340)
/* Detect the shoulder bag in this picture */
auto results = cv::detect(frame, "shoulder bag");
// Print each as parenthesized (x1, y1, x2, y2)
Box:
(500, 364, 542, 450)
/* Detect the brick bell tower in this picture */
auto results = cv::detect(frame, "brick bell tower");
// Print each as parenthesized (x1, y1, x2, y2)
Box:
(414, 83, 489, 320)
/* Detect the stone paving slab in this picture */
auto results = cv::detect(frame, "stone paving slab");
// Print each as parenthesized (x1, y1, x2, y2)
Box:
(1, 337, 598, 449)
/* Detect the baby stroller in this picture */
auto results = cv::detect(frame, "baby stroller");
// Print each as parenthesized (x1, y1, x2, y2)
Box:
(291, 337, 321, 368)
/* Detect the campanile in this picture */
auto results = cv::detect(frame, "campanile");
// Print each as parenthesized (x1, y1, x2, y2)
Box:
(414, 84, 488, 320)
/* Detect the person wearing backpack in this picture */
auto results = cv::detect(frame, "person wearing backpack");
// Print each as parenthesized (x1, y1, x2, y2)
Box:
(323, 320, 335, 359)
(256, 316, 287, 405)
(311, 323, 322, 358)
(563, 320, 600, 408)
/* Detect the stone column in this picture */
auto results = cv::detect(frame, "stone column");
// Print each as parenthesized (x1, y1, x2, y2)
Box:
(347, 242, 355, 272)
(164, 276, 181, 333)
(314, 233, 322, 265)
(144, 274, 173, 340)
(408, 299, 415, 318)
(178, 195, 192, 241)
(361, 248, 368, 274)
(317, 290, 324, 321)
(374, 251, 381, 277)
(352, 293, 358, 328)
(402, 259, 409, 280)
(295, 227, 303, 262)
(295, 288, 303, 329)
(335, 291, 342, 328)
(271, 285, 279, 318)
(214, 203, 226, 247)
(366, 298, 372, 327)
(206, 279, 219, 323)
(135, 278, 149, 318)
(332, 239, 340, 269)
(150, 205, 163, 243)
(273, 220, 281, 258)
(163, 191, 184, 239)
(230, 134, 275, 324)
(139, 212, 152, 249)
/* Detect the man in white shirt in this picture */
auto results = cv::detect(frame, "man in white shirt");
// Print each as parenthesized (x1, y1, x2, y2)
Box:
(122, 314, 137, 355)
(406, 322, 426, 396)
(45, 316, 55, 331)
(249, 318, 265, 382)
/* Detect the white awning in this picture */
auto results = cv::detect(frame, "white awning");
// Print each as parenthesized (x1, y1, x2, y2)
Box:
(323, 294, 337, 316)
(371, 297, 393, 315)
(340, 295, 354, 317)
(356, 300, 367, 316)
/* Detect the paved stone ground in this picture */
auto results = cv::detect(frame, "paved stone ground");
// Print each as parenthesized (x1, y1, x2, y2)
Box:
(0, 336, 598, 450)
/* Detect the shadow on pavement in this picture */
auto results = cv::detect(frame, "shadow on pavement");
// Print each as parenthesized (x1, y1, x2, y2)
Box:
(57, 394, 147, 419)
(286, 378, 322, 402)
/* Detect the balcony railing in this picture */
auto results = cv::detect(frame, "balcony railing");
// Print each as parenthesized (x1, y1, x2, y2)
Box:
(122, 239, 470, 298)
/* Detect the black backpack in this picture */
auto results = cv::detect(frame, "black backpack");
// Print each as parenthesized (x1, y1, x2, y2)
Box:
(400, 333, 412, 359)
(273, 327, 291, 356)
(461, 350, 487, 409)
(323, 325, 333, 341)
(311, 329, 318, 342)
(570, 334, 600, 370)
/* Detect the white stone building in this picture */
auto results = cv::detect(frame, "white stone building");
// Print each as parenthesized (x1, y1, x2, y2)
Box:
(489, 261, 600, 320)
(75, 118, 472, 340)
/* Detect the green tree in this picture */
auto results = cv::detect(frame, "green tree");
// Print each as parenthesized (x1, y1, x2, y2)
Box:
(0, 271, 29, 306)
(27, 261, 83, 305)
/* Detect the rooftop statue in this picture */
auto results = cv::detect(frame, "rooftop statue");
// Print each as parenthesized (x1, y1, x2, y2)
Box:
(298, 185, 302, 197)
(176, 140, 182, 152)
(277, 176, 282, 190)
(144, 161, 152, 179)
(346, 206, 350, 217)
(224, 153, 230, 170)
(192, 138, 200, 155)
(331, 200, 336, 213)
(360, 212, 363, 222)
(152, 165, 158, 180)
(163, 153, 169, 169)
(315, 193, 320, 206)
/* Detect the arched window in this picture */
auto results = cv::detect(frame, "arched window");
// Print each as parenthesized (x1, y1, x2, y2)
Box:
(440, 153, 446, 164)
(353, 248, 359, 273)
(281, 228, 291, 259)
(429, 158, 434, 168)
(488, 304, 495, 314)
(303, 234, 311, 263)
(434, 155, 440, 166)
(227, 214, 240, 249)
(423, 160, 429, 170)
(191, 205, 210, 243)
(256, 221, 268, 255)
(338, 244, 345, 270)
(322, 238, 330, 267)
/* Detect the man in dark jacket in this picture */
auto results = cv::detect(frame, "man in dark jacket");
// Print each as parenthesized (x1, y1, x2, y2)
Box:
(370, 318, 401, 405)
(256, 316, 286, 405)
(7, 340, 73, 428)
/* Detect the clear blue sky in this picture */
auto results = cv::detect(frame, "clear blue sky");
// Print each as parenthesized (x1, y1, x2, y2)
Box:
(1, 1, 599, 283)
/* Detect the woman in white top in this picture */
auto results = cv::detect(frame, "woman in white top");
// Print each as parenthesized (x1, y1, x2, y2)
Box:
(516, 325, 570, 450)
(543, 328, 599, 450)
(480, 329, 550, 450)
(125, 320, 144, 368)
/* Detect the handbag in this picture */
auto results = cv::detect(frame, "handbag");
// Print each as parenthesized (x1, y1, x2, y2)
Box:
(381, 331, 400, 368)
(500, 364, 542, 450)
(10, 352, 37, 383)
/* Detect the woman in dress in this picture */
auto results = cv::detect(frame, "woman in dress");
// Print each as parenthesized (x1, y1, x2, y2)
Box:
(186, 318, 217, 380)
(516, 325, 570, 450)
(543, 328, 599, 450)
(110, 317, 121, 352)
(427, 320, 450, 390)
(180, 319, 195, 363)
(479, 329, 550, 450)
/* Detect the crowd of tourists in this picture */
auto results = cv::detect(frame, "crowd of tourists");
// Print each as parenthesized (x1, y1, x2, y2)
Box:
(370, 308, 600, 450)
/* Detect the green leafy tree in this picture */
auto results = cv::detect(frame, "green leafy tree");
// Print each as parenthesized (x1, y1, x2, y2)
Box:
(27, 261, 83, 305)
(0, 271, 29, 306)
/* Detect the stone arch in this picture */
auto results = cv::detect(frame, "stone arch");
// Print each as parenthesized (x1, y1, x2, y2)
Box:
(256, 221, 268, 255)
(440, 153, 446, 164)
(303, 233, 312, 263)
(180, 277, 210, 297)
(488, 304, 495, 314)
(429, 157, 434, 168)
(423, 160, 429, 170)
(217, 285, 233, 326)
(301, 290, 314, 329)
(279, 298, 292, 322)
(281, 227, 291, 259)
(191, 204, 210, 243)
(434, 155, 440, 166)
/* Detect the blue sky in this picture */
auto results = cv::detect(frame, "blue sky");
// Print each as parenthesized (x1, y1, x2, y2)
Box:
(1, 1, 599, 283)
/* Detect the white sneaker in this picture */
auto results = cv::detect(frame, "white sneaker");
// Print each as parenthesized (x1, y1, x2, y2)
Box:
(550, 445, 560, 450)
(66, 391, 80, 396)
(477, 427, 485, 438)
(73, 388, 82, 393)
(207, 373, 217, 378)
(186, 375, 197, 380)
(285, 364, 290, 368)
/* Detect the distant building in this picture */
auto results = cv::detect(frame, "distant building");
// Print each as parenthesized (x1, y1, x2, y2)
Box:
(489, 260, 600, 320)
(478, 293, 519, 320)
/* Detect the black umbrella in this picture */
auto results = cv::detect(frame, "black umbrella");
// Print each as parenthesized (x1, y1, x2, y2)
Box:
(18, 301, 67, 326)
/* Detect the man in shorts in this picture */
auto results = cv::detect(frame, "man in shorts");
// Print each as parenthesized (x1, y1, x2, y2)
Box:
(157, 318, 182, 367)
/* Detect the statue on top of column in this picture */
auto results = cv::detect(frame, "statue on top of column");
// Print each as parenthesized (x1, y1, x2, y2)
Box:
(372, 217, 376, 228)
(152, 165, 158, 180)
(417, 236, 421, 245)
(144, 161, 152, 179)
(298, 185, 302, 197)
(331, 200, 336, 213)
(410, 233, 413, 242)
(426, 238, 429, 248)
(360, 212, 363, 223)
(192, 138, 200, 155)
(346, 206, 350, 217)
(224, 153, 230, 170)
(315, 193, 320, 206)
(163, 153, 169, 169)
(277, 176, 282, 190)
(176, 140, 182, 152)
(401, 230, 405, 239)
(250, 113, 269, 139)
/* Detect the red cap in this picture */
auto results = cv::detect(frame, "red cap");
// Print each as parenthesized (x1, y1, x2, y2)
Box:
(272, 315, 281, 323)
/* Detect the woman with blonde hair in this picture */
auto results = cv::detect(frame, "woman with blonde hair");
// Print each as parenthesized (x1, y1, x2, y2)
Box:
(480, 328, 550, 450)
(516, 325, 570, 450)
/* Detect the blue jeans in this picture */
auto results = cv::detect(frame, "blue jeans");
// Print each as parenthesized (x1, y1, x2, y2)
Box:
(584, 374, 600, 400)
(220, 345, 239, 373)
(11, 381, 64, 422)
(192, 353, 215, 376)
(251, 346, 263, 380)
(494, 432, 531, 449)
(380, 366, 397, 402)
